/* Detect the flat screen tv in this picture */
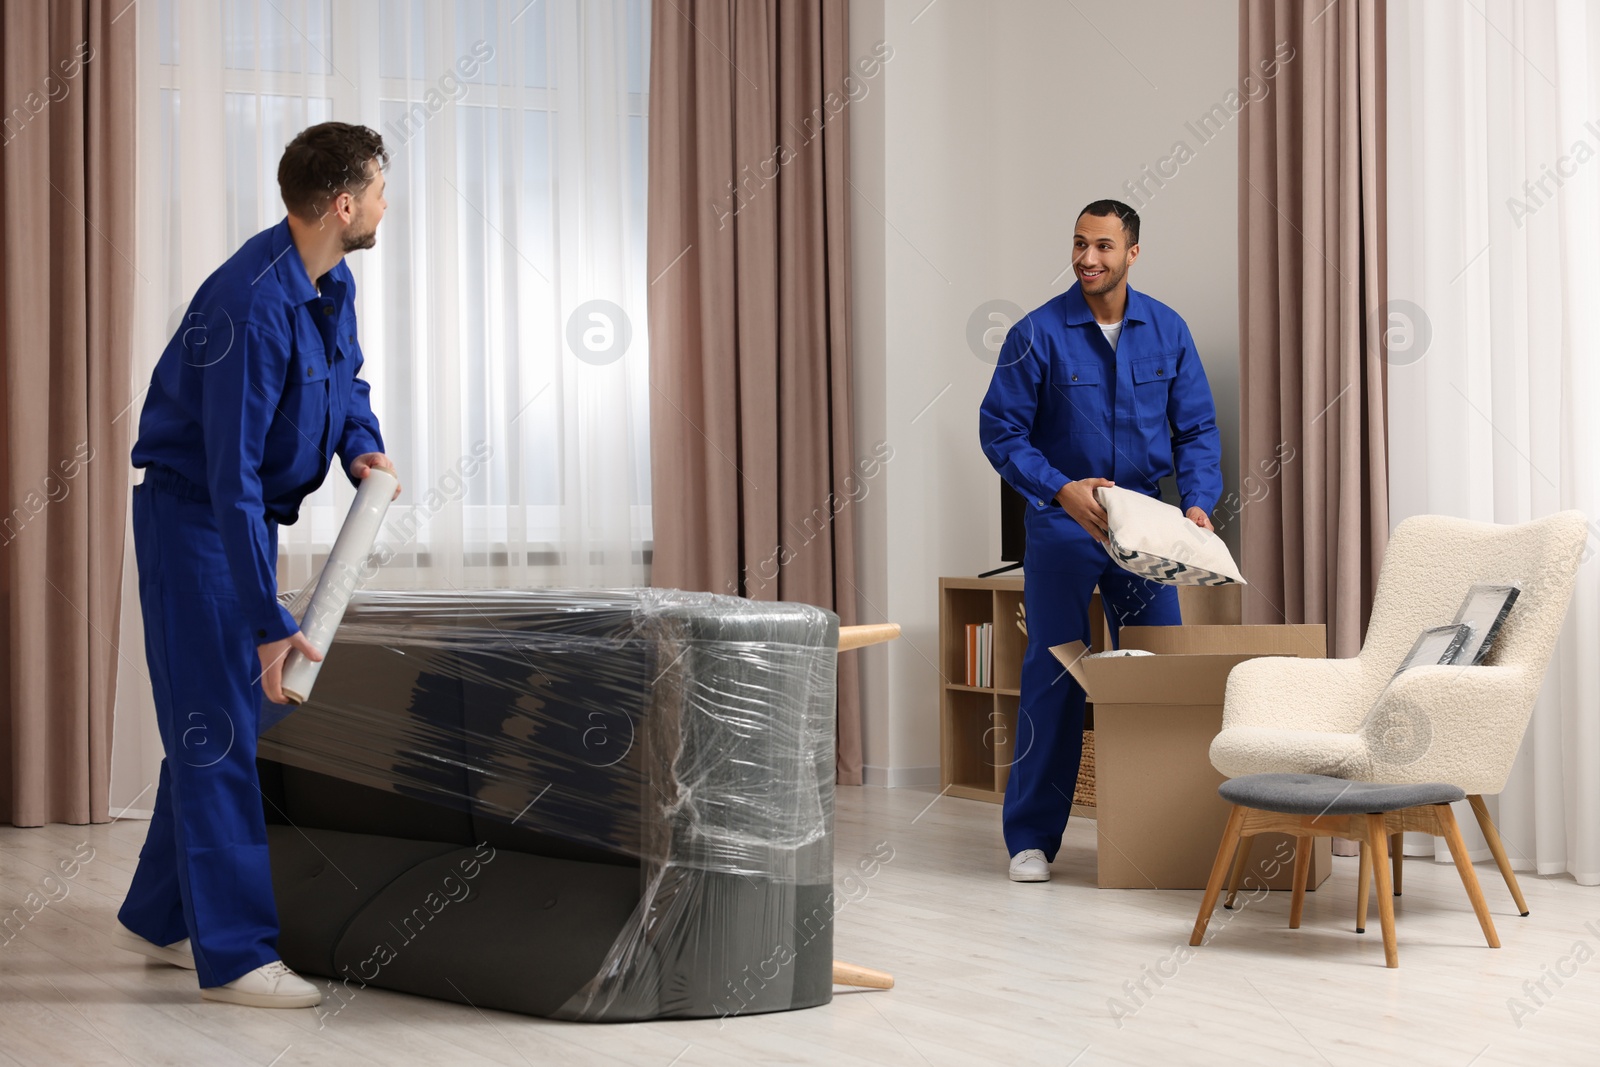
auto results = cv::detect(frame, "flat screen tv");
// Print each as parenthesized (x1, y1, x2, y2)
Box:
(1000, 479, 1027, 563)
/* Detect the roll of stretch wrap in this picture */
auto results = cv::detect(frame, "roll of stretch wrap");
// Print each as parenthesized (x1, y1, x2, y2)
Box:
(280, 467, 398, 705)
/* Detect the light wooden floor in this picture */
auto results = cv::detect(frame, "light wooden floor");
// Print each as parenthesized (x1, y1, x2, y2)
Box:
(2, 787, 1597, 1066)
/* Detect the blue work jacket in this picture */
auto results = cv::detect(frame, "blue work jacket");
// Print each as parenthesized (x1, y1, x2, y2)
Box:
(132, 219, 385, 644)
(979, 283, 1222, 540)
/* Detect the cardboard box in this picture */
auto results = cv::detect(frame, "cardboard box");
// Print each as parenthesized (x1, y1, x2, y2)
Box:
(1051, 623, 1332, 890)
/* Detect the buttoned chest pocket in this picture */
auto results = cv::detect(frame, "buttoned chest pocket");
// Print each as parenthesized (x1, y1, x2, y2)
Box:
(282, 320, 332, 439)
(338, 334, 360, 368)
(1060, 362, 1105, 435)
(1131, 353, 1175, 428)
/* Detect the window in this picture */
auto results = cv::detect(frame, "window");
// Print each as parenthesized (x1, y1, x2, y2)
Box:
(143, 0, 652, 589)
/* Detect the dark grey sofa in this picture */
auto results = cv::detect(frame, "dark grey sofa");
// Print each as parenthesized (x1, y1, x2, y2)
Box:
(257, 589, 837, 1021)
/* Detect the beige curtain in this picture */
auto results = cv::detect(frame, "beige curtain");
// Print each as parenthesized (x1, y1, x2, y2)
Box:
(647, 0, 862, 783)
(0, 0, 134, 826)
(1238, 0, 1388, 657)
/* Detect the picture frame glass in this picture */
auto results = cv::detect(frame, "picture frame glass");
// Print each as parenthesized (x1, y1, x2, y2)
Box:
(1450, 583, 1521, 665)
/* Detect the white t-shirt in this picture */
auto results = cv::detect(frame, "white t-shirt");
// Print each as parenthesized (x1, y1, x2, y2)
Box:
(1098, 319, 1125, 352)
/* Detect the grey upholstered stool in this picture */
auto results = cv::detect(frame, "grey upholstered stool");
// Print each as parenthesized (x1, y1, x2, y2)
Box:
(1189, 773, 1499, 968)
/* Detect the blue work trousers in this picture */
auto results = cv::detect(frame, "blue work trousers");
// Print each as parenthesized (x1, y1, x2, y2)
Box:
(1003, 521, 1181, 860)
(117, 473, 280, 988)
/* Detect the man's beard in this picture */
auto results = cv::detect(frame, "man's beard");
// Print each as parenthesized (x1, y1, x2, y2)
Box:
(342, 224, 377, 253)
(342, 206, 377, 252)
(1080, 258, 1128, 295)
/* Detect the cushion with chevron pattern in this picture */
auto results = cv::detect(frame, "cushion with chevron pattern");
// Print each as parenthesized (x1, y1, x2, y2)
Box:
(1095, 485, 1246, 586)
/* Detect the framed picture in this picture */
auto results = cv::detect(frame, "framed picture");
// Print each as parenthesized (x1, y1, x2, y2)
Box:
(1450, 583, 1521, 665)
(1393, 623, 1473, 676)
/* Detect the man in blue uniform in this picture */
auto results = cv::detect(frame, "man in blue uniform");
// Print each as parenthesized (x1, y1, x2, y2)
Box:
(113, 123, 401, 1005)
(979, 200, 1222, 882)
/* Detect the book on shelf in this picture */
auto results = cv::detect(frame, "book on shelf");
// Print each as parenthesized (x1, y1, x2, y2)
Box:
(965, 623, 978, 687)
(972, 620, 985, 687)
(963, 622, 996, 688)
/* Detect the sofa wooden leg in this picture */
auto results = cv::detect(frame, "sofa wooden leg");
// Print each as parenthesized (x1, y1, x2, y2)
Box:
(833, 961, 894, 989)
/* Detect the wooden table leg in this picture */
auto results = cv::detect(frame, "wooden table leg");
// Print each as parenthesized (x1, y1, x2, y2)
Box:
(1366, 814, 1399, 967)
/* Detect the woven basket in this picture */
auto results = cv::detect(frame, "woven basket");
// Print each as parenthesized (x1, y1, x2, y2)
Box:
(1073, 729, 1096, 808)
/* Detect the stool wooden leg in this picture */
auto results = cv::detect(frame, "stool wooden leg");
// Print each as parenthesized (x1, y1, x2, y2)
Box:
(1192, 805, 1247, 947)
(1439, 803, 1500, 949)
(1356, 841, 1372, 934)
(1469, 794, 1530, 916)
(1390, 832, 1404, 896)
(1288, 836, 1311, 929)
(1366, 814, 1399, 968)
(1224, 835, 1255, 909)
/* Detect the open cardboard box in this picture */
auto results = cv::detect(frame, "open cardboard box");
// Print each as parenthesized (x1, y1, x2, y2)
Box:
(1051, 622, 1331, 890)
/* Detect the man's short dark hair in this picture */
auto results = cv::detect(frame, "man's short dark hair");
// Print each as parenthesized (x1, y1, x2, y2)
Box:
(1078, 199, 1140, 246)
(278, 122, 389, 220)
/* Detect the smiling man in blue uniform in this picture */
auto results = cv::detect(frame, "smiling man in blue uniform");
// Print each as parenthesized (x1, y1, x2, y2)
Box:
(113, 123, 402, 1006)
(979, 200, 1222, 883)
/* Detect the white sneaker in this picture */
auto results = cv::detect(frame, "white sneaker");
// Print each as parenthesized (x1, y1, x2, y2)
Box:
(112, 924, 197, 970)
(1009, 849, 1050, 882)
(200, 961, 322, 1009)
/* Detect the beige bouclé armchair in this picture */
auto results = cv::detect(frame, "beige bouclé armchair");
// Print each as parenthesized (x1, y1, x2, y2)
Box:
(1209, 510, 1589, 914)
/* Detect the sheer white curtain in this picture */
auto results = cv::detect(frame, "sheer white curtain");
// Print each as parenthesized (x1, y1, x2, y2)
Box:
(136, 0, 652, 593)
(1388, 0, 1600, 884)
(112, 0, 651, 812)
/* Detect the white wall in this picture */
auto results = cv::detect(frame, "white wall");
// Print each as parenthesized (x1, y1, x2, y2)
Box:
(850, 0, 1244, 785)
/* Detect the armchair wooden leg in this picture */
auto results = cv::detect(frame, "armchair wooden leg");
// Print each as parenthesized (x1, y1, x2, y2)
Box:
(1356, 841, 1372, 934)
(1224, 835, 1254, 909)
(1365, 814, 1399, 968)
(1469, 794, 1530, 916)
(1439, 804, 1501, 949)
(1390, 832, 1404, 896)
(1192, 806, 1247, 947)
(1288, 836, 1311, 929)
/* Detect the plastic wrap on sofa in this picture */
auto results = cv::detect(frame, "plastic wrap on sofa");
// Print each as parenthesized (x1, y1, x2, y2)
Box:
(257, 587, 838, 1021)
